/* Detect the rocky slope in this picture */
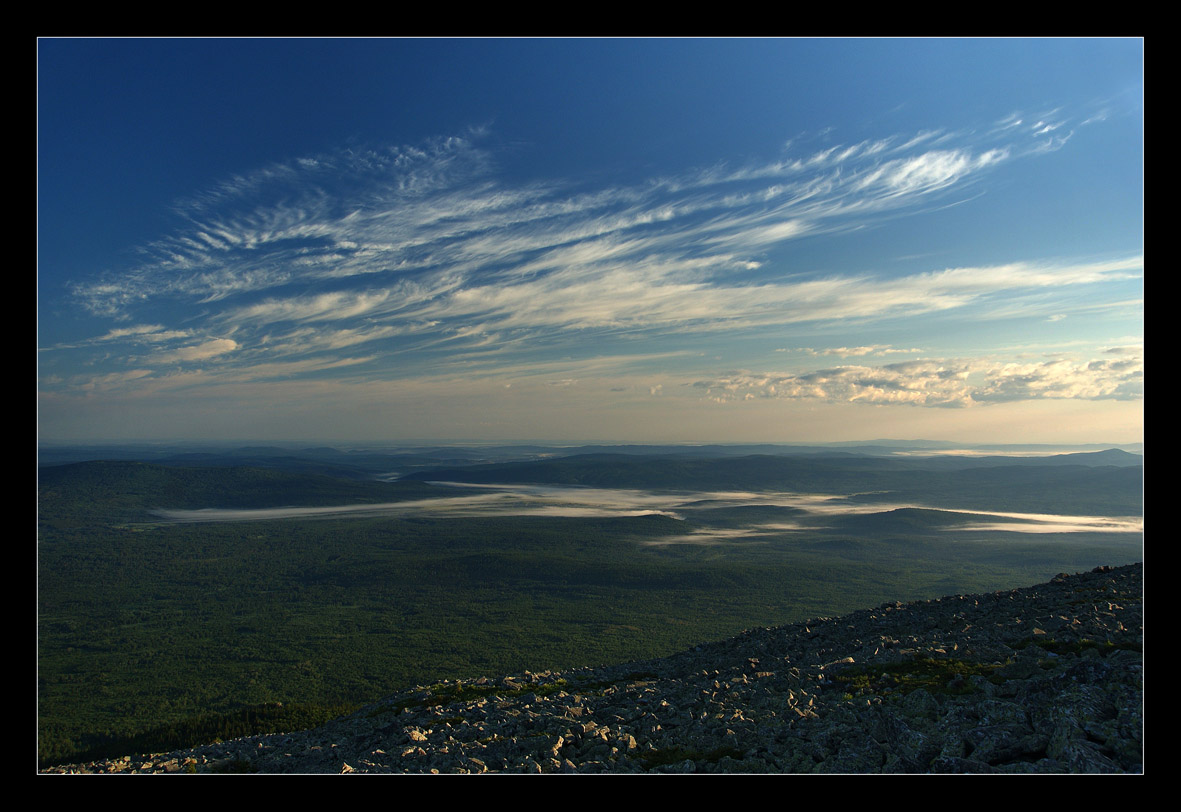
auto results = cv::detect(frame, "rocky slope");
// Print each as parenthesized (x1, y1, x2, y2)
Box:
(44, 563, 1142, 774)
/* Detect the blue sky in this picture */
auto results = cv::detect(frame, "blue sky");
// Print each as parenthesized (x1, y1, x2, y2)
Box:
(37, 38, 1143, 445)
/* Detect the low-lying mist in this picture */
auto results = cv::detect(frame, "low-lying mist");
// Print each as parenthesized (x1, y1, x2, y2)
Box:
(150, 482, 1143, 542)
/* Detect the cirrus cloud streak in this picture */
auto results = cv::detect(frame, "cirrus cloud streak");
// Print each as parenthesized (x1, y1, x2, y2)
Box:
(47, 114, 1142, 428)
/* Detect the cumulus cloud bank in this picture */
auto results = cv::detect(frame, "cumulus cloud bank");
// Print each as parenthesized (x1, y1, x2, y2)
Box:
(697, 353, 1143, 407)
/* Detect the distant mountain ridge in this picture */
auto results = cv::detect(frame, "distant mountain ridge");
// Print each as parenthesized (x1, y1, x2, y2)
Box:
(37, 441, 1143, 468)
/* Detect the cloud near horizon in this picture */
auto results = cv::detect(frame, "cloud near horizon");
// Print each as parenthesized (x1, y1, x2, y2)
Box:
(696, 353, 1143, 407)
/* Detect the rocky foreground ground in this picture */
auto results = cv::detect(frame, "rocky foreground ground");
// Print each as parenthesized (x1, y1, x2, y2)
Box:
(45, 563, 1143, 774)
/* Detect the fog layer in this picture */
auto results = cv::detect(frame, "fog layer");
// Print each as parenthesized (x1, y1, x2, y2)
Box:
(151, 482, 1142, 540)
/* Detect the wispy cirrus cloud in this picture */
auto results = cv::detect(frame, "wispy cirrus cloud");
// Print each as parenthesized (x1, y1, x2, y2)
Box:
(69, 126, 1024, 322)
(254, 255, 1133, 342)
(95, 324, 191, 343)
(73, 369, 156, 392)
(152, 338, 239, 363)
(52, 116, 1141, 410)
(799, 346, 925, 357)
(60, 354, 382, 397)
